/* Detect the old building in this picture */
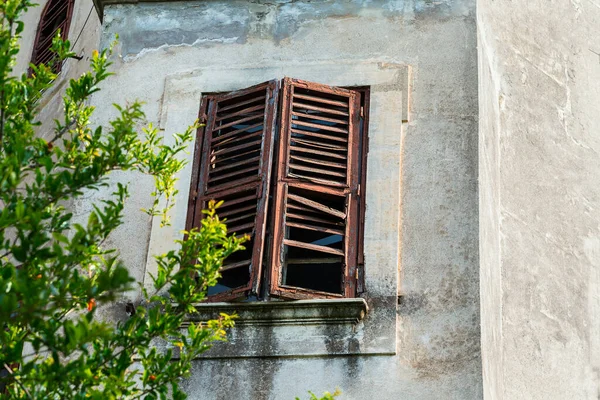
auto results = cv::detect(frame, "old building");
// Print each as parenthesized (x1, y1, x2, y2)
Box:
(17, 0, 600, 399)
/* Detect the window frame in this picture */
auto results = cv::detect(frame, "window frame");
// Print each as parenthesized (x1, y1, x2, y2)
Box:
(30, 0, 75, 73)
(185, 78, 370, 302)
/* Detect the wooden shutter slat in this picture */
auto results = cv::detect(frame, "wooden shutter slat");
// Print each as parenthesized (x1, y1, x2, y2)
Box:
(221, 259, 252, 272)
(285, 222, 345, 236)
(283, 239, 345, 257)
(290, 154, 346, 170)
(292, 93, 349, 108)
(289, 145, 347, 161)
(293, 101, 350, 117)
(211, 122, 263, 144)
(214, 114, 264, 131)
(218, 94, 265, 112)
(209, 155, 261, 174)
(218, 203, 257, 218)
(289, 164, 347, 179)
(207, 166, 259, 184)
(215, 104, 266, 122)
(270, 77, 361, 299)
(292, 120, 349, 134)
(187, 80, 280, 302)
(291, 111, 349, 125)
(286, 212, 344, 227)
(291, 137, 347, 151)
(210, 138, 261, 158)
(287, 194, 346, 219)
(290, 128, 348, 143)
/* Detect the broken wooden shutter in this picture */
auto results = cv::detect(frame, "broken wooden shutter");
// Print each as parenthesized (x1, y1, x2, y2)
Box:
(186, 80, 279, 301)
(30, 0, 75, 72)
(269, 77, 361, 299)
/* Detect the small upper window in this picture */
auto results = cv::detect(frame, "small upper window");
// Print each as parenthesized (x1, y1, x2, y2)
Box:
(30, 0, 75, 72)
(186, 78, 370, 302)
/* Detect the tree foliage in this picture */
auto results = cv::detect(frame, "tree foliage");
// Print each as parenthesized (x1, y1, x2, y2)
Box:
(0, 1, 246, 398)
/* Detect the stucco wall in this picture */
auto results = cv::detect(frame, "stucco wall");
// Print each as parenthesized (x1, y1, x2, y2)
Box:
(92, 1, 481, 398)
(478, 1, 600, 399)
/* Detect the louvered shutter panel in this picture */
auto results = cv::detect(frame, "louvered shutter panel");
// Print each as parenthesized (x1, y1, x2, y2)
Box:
(187, 80, 279, 301)
(269, 77, 361, 299)
(30, 0, 75, 73)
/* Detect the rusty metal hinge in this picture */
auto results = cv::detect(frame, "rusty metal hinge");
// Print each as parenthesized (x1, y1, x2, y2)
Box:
(192, 190, 198, 200)
(355, 269, 359, 280)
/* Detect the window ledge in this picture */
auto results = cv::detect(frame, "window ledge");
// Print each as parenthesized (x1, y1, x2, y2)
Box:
(186, 298, 368, 327)
(176, 297, 395, 358)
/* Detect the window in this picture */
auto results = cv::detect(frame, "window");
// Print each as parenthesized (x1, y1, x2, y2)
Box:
(30, 0, 75, 72)
(185, 77, 369, 302)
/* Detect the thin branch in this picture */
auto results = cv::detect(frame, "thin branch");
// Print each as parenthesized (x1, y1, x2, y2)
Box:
(3, 363, 32, 399)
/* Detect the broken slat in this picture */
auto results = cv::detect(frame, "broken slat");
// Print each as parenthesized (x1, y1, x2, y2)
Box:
(284, 239, 345, 256)
(287, 193, 346, 219)
(293, 93, 348, 108)
(221, 259, 252, 272)
(293, 101, 349, 117)
(286, 221, 345, 236)
(286, 212, 344, 227)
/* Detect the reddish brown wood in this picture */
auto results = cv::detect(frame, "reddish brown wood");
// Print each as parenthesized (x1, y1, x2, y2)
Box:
(285, 222, 345, 236)
(357, 88, 370, 283)
(218, 95, 265, 112)
(291, 111, 349, 126)
(30, 0, 74, 73)
(184, 96, 210, 235)
(343, 92, 361, 298)
(215, 104, 266, 122)
(287, 193, 346, 219)
(211, 122, 263, 144)
(289, 128, 348, 143)
(188, 80, 280, 301)
(293, 101, 350, 116)
(269, 78, 361, 299)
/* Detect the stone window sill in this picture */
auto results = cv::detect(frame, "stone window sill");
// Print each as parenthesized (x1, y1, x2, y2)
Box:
(187, 298, 368, 327)
(181, 298, 382, 358)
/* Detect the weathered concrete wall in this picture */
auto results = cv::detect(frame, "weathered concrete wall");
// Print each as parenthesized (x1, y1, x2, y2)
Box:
(17, 0, 102, 134)
(478, 1, 600, 399)
(93, 1, 481, 398)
